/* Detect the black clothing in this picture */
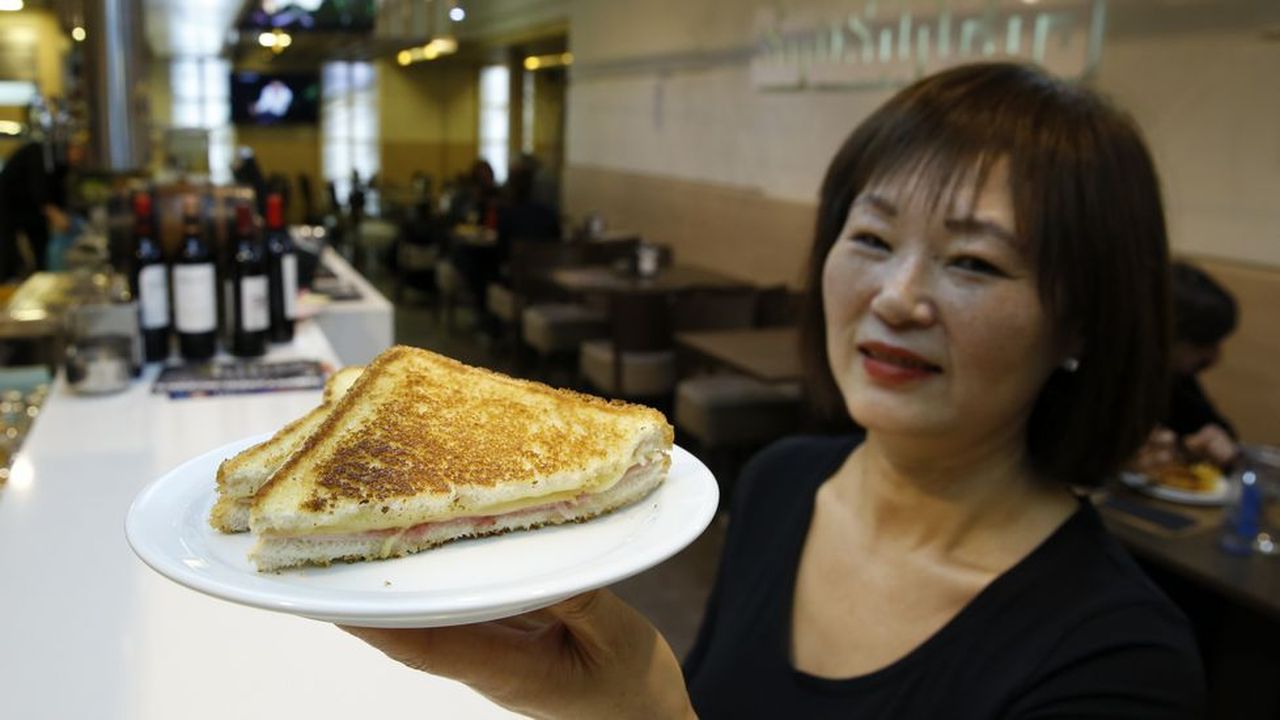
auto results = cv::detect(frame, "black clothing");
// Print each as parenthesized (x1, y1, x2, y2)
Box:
(684, 435, 1204, 719)
(497, 202, 560, 250)
(0, 142, 56, 278)
(1168, 374, 1235, 439)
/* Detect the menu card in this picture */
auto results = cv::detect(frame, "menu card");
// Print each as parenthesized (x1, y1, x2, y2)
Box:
(152, 360, 327, 399)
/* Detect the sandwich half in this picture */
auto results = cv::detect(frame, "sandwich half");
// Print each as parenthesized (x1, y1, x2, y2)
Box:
(248, 345, 673, 571)
(209, 366, 364, 533)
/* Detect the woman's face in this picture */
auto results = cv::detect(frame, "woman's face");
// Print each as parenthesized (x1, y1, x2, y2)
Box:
(822, 163, 1062, 444)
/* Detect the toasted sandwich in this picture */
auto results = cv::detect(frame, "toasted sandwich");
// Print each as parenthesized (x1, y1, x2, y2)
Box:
(209, 366, 364, 533)
(247, 346, 673, 571)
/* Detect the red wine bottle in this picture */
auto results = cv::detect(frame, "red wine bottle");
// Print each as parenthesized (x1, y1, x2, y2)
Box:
(229, 201, 268, 357)
(264, 193, 296, 343)
(172, 195, 218, 361)
(130, 191, 169, 362)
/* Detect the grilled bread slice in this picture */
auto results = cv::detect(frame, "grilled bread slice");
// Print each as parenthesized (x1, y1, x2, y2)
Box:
(248, 346, 672, 571)
(209, 366, 364, 533)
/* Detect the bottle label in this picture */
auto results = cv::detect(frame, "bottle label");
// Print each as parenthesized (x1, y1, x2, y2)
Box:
(282, 253, 298, 320)
(241, 275, 269, 332)
(138, 265, 169, 329)
(173, 264, 217, 333)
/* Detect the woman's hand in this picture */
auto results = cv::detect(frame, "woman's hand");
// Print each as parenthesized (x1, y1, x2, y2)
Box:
(339, 590, 696, 720)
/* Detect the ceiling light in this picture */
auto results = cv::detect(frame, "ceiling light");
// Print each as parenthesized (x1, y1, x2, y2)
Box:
(561, 52, 573, 65)
(397, 50, 412, 66)
(523, 56, 540, 71)
(0, 0, 23, 11)
(276, 32, 291, 47)
(449, 6, 465, 22)
(258, 31, 277, 47)
(0, 120, 23, 136)
(71, 26, 86, 42)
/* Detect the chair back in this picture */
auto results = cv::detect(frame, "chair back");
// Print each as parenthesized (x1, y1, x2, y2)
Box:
(609, 292, 674, 354)
(754, 285, 802, 327)
(674, 287, 760, 332)
(509, 240, 588, 302)
(581, 236, 641, 265)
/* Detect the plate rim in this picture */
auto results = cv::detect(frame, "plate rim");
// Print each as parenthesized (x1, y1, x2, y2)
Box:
(1118, 470, 1230, 506)
(125, 434, 719, 624)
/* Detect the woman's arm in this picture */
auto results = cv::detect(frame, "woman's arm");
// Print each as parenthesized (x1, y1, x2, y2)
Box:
(339, 589, 697, 720)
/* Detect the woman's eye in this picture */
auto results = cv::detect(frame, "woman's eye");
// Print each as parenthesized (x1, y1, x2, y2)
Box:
(849, 232, 890, 252)
(950, 255, 1006, 277)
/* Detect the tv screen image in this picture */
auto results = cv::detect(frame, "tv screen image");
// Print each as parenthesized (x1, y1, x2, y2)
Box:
(240, 0, 376, 32)
(231, 72, 320, 125)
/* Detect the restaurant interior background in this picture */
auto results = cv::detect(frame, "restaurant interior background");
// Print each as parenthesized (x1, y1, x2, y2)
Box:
(2, 0, 1279, 717)
(5, 0, 1273, 438)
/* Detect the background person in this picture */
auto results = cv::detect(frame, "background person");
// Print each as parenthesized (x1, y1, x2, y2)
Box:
(1132, 261, 1239, 474)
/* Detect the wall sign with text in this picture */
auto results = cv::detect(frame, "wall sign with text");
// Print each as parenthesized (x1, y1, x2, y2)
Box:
(751, 0, 1106, 90)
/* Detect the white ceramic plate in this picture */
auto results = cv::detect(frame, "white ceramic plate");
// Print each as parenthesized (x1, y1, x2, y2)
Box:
(1119, 471, 1230, 506)
(126, 434, 719, 628)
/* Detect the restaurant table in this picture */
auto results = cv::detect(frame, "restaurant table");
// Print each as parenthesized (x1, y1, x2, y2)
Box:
(0, 320, 517, 720)
(1099, 486, 1280, 621)
(675, 327, 801, 383)
(551, 263, 749, 296)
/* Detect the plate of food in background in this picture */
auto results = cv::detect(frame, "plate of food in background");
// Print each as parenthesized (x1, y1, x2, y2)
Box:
(1120, 462, 1230, 506)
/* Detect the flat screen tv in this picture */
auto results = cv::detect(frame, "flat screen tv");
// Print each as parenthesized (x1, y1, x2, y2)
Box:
(240, 0, 376, 32)
(231, 72, 321, 126)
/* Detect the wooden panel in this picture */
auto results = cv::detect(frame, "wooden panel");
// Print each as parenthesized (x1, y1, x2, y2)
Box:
(380, 141, 478, 189)
(1192, 256, 1280, 445)
(563, 164, 815, 289)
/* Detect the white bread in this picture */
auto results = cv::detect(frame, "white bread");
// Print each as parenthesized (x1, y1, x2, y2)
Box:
(248, 345, 673, 570)
(250, 452, 669, 571)
(209, 366, 363, 533)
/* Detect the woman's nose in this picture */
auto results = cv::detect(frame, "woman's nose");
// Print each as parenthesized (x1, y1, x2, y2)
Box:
(869, 255, 937, 327)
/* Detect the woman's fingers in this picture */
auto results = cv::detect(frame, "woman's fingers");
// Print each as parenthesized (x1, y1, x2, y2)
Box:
(338, 622, 542, 685)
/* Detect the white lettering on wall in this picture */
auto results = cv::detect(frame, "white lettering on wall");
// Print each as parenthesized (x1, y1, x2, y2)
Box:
(751, 0, 1106, 90)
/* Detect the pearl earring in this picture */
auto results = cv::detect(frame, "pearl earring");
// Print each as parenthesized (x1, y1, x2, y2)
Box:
(1062, 357, 1080, 373)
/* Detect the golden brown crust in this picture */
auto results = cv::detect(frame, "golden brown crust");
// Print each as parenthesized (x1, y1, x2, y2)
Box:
(257, 345, 670, 514)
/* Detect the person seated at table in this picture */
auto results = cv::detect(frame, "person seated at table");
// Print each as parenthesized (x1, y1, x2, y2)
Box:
(448, 160, 499, 227)
(1132, 261, 1239, 474)
(496, 160, 562, 264)
(339, 62, 1204, 718)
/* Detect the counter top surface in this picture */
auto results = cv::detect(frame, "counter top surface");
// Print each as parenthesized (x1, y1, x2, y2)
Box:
(0, 321, 515, 720)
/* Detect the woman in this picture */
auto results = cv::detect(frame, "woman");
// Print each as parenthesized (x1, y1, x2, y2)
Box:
(341, 63, 1204, 718)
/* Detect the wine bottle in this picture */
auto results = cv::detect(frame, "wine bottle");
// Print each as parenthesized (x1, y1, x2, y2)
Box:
(172, 195, 218, 361)
(130, 191, 170, 362)
(264, 193, 297, 343)
(228, 201, 269, 357)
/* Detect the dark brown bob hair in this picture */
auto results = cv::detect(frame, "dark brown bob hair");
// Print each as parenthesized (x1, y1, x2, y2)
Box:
(800, 62, 1170, 487)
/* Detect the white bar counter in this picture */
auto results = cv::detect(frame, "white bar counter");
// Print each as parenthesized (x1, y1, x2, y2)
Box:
(313, 248, 395, 367)
(0, 321, 516, 720)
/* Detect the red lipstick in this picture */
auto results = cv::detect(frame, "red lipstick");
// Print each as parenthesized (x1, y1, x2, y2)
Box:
(858, 341, 941, 386)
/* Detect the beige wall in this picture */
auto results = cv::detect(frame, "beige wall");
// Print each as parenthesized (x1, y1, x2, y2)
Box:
(562, 1, 1280, 284)
(0, 8, 68, 98)
(1095, 30, 1280, 269)
(379, 59, 479, 190)
(235, 124, 321, 221)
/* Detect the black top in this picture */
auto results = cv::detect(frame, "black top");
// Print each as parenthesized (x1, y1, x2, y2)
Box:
(684, 435, 1204, 719)
(1168, 374, 1235, 439)
(0, 141, 54, 227)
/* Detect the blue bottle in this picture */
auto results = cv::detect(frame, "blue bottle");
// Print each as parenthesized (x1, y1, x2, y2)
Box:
(1219, 468, 1261, 557)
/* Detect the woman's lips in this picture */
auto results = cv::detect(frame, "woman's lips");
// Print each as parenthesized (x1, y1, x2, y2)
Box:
(858, 342, 942, 385)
